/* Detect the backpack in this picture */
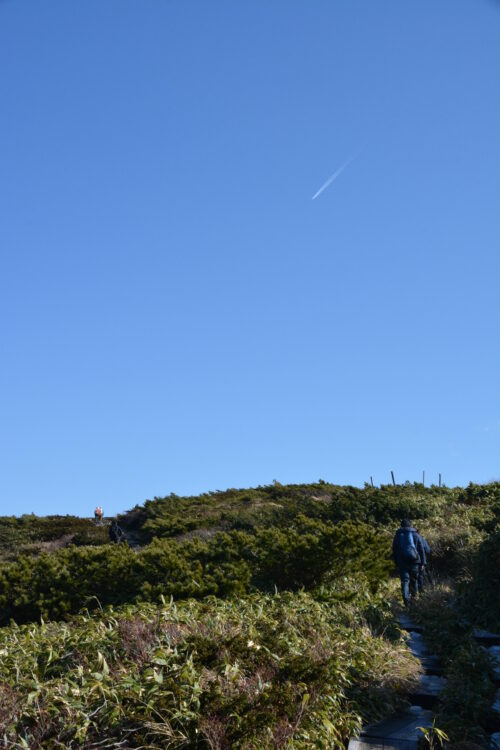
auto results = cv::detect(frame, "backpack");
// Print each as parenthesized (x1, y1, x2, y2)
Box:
(400, 529, 419, 564)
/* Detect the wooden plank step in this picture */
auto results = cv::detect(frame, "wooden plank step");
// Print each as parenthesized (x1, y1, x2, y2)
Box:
(474, 629, 500, 647)
(405, 632, 429, 659)
(409, 675, 447, 709)
(403, 630, 442, 674)
(397, 614, 424, 633)
(488, 647, 500, 682)
(348, 707, 433, 750)
(487, 689, 500, 732)
(419, 654, 443, 675)
(414, 674, 447, 696)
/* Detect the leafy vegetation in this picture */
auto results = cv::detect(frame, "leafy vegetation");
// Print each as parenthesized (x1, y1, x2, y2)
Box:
(0, 583, 419, 749)
(0, 480, 498, 748)
(411, 585, 497, 746)
(409, 495, 500, 746)
(461, 529, 500, 629)
(0, 517, 390, 626)
(0, 515, 108, 563)
(119, 481, 500, 542)
(120, 482, 448, 543)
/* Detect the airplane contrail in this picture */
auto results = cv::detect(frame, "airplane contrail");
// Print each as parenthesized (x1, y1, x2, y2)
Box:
(311, 155, 356, 200)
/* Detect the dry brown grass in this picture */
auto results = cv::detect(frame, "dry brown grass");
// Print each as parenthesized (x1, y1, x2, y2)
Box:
(0, 682, 20, 732)
(199, 713, 231, 750)
(355, 624, 422, 697)
(117, 616, 158, 666)
(38, 533, 76, 552)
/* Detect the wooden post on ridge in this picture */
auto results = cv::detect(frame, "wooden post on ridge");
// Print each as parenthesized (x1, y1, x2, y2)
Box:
(422, 470, 425, 487)
(370, 476, 374, 488)
(391, 471, 395, 486)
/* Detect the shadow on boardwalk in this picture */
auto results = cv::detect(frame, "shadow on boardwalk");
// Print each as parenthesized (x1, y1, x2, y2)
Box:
(349, 613, 500, 750)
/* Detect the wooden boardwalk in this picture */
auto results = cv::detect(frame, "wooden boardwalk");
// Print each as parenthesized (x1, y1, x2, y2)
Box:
(348, 706, 433, 750)
(348, 614, 441, 750)
(348, 616, 500, 750)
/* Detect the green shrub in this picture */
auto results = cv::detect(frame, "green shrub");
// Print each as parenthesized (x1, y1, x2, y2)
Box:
(460, 529, 500, 629)
(411, 586, 496, 746)
(0, 515, 108, 562)
(0, 518, 393, 626)
(124, 482, 500, 552)
(0, 588, 419, 749)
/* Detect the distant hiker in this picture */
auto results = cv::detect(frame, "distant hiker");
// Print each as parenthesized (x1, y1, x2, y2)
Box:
(414, 528, 431, 593)
(109, 519, 124, 544)
(94, 506, 103, 524)
(392, 519, 425, 607)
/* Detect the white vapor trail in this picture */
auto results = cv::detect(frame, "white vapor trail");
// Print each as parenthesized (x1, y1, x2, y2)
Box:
(311, 156, 356, 200)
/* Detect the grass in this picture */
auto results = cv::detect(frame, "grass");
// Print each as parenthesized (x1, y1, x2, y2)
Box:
(0, 480, 498, 747)
(0, 583, 419, 749)
(410, 584, 497, 747)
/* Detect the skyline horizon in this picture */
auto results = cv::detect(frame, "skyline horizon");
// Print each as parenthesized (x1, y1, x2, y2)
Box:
(1, 0, 498, 518)
(6, 469, 500, 519)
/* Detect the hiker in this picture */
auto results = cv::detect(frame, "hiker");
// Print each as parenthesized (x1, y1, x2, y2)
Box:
(94, 506, 103, 524)
(109, 519, 124, 544)
(392, 519, 426, 607)
(414, 528, 431, 593)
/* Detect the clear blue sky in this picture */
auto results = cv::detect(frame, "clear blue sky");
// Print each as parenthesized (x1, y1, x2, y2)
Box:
(1, 0, 498, 517)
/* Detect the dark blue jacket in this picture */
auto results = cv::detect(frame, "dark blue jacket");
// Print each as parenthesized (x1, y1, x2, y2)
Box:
(392, 527, 426, 567)
(109, 523, 123, 543)
(417, 533, 430, 564)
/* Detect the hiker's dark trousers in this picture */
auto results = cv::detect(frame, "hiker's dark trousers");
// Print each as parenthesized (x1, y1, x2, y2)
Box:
(399, 565, 419, 605)
(417, 565, 426, 593)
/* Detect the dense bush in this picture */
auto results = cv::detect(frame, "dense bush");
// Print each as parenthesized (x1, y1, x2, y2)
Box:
(0, 536, 250, 626)
(0, 587, 419, 749)
(0, 515, 108, 562)
(121, 482, 500, 545)
(0, 518, 391, 626)
(1, 480, 499, 747)
(460, 529, 500, 629)
(2, 481, 499, 627)
(411, 586, 496, 746)
(248, 516, 391, 592)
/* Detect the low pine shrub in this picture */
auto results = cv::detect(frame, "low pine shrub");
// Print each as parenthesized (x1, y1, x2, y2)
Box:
(0, 519, 392, 626)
